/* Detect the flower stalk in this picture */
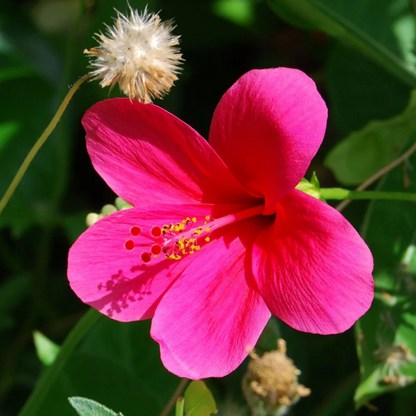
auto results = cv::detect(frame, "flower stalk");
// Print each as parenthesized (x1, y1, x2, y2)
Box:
(160, 379, 189, 416)
(0, 74, 89, 217)
(320, 188, 416, 203)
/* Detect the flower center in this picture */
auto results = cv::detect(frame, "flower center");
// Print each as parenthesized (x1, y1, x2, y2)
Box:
(124, 204, 265, 263)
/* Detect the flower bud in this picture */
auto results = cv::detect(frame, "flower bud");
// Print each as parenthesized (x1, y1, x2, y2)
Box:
(86, 201, 127, 227)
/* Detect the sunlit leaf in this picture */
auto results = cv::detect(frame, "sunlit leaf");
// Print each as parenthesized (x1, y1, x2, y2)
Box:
(184, 381, 217, 416)
(33, 331, 61, 366)
(69, 397, 123, 416)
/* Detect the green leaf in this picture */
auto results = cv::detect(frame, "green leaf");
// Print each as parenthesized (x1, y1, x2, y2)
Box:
(325, 89, 416, 186)
(355, 152, 416, 408)
(0, 274, 30, 332)
(0, 2, 71, 235)
(0, 120, 19, 152)
(69, 397, 123, 416)
(33, 331, 61, 366)
(184, 381, 217, 416)
(268, 0, 416, 87)
(326, 45, 411, 135)
(35, 319, 178, 416)
(212, 0, 255, 27)
(0, 4, 62, 84)
(0, 73, 69, 235)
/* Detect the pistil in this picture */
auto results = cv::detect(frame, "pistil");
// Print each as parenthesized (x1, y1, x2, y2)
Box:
(124, 204, 265, 263)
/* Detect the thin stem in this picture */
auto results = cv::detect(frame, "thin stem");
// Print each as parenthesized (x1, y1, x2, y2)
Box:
(321, 188, 416, 202)
(0, 74, 90, 216)
(160, 378, 189, 416)
(61, 0, 86, 96)
(336, 140, 416, 211)
(175, 398, 185, 416)
(18, 308, 100, 416)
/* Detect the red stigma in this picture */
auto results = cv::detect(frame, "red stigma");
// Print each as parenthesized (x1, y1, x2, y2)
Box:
(124, 239, 135, 251)
(130, 226, 141, 236)
(151, 244, 162, 256)
(141, 252, 151, 263)
(150, 226, 162, 238)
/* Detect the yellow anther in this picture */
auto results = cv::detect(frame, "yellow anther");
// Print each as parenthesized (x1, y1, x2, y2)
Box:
(205, 237, 210, 242)
(205, 215, 210, 220)
(205, 227, 210, 232)
(192, 217, 197, 223)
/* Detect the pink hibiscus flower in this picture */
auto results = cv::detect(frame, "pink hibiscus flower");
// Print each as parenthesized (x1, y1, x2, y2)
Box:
(68, 68, 374, 379)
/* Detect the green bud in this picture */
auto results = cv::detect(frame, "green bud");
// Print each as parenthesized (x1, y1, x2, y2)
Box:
(101, 204, 117, 216)
(295, 174, 325, 201)
(115, 197, 133, 210)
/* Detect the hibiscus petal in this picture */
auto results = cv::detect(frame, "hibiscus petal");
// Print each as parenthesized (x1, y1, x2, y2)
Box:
(252, 190, 374, 334)
(209, 68, 328, 214)
(83, 99, 256, 207)
(151, 217, 271, 379)
(68, 203, 244, 321)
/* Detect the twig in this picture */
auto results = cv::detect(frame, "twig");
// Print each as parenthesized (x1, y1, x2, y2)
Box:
(336, 140, 416, 211)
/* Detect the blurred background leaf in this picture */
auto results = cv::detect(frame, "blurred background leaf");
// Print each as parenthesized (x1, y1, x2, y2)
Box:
(36, 318, 178, 416)
(325, 44, 410, 136)
(325, 89, 416, 186)
(268, 0, 416, 86)
(355, 151, 416, 410)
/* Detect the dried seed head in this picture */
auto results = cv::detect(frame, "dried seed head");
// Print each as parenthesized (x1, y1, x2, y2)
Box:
(84, 6, 182, 103)
(243, 339, 310, 416)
